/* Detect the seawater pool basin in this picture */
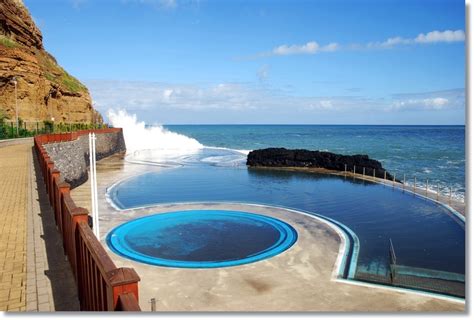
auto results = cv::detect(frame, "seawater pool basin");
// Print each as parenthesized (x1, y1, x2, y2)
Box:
(107, 210, 298, 268)
(108, 166, 465, 279)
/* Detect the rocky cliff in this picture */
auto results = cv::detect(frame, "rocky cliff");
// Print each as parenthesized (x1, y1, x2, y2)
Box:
(247, 148, 397, 181)
(0, 0, 101, 124)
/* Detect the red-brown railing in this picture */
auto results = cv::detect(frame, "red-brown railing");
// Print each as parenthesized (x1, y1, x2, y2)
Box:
(34, 129, 141, 311)
(76, 222, 140, 311)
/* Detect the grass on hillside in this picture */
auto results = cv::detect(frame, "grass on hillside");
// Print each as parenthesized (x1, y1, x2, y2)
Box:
(0, 35, 17, 48)
(38, 52, 87, 93)
(0, 34, 86, 93)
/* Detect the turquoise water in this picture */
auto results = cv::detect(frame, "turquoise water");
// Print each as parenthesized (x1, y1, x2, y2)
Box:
(107, 210, 297, 268)
(166, 125, 465, 201)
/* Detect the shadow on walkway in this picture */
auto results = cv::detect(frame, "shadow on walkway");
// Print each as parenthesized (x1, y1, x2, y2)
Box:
(31, 148, 80, 311)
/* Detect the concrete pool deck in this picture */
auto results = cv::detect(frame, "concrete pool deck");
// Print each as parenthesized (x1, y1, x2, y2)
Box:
(70, 154, 465, 312)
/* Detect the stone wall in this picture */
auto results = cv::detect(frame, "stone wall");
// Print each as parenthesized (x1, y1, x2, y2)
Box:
(44, 131, 125, 188)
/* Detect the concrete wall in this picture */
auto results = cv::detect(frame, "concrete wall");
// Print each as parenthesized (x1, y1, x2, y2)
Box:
(44, 131, 126, 188)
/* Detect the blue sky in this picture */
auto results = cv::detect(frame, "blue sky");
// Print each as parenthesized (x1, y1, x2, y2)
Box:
(25, 0, 465, 124)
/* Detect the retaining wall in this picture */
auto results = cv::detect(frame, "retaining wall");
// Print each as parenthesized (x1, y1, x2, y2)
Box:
(43, 131, 126, 188)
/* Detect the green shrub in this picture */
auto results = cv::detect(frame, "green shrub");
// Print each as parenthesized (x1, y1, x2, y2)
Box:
(43, 120, 54, 133)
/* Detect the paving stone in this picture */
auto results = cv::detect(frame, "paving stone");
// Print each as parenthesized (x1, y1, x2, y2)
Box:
(37, 294, 49, 305)
(26, 293, 37, 303)
(37, 302, 50, 312)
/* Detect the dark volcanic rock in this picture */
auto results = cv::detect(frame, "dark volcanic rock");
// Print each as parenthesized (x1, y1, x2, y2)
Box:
(247, 148, 396, 181)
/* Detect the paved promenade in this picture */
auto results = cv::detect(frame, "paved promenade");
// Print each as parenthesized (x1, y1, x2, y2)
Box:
(0, 143, 29, 311)
(0, 140, 79, 312)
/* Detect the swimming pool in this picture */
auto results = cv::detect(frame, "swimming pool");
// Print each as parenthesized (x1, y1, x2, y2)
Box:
(107, 210, 298, 268)
(103, 143, 465, 297)
(108, 164, 464, 280)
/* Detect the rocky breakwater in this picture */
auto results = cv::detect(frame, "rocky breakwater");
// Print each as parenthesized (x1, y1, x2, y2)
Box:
(44, 131, 126, 188)
(0, 0, 102, 123)
(247, 148, 396, 181)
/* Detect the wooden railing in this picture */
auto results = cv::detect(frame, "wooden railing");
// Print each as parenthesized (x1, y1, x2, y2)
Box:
(76, 222, 140, 311)
(34, 130, 141, 311)
(116, 292, 141, 311)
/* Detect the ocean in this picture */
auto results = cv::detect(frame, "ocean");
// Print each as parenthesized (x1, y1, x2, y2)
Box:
(165, 125, 465, 201)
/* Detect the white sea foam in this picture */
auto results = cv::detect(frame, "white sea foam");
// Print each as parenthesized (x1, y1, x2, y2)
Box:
(108, 109, 204, 155)
(107, 109, 248, 166)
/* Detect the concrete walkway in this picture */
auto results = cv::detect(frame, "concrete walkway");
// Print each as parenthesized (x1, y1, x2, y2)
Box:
(0, 140, 79, 312)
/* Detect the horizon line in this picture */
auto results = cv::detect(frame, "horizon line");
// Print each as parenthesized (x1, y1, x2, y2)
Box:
(157, 123, 466, 126)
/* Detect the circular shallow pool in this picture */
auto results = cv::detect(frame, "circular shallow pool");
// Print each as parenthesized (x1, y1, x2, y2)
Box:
(106, 210, 298, 268)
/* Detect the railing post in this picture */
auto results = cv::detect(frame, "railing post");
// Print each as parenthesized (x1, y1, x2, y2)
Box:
(426, 179, 429, 196)
(392, 173, 395, 187)
(150, 298, 156, 312)
(373, 169, 375, 180)
(43, 156, 51, 185)
(71, 208, 90, 278)
(107, 268, 141, 311)
(437, 183, 440, 201)
(353, 165, 356, 175)
(384, 171, 386, 181)
(363, 167, 365, 177)
(403, 174, 406, 190)
(46, 161, 54, 202)
(344, 164, 347, 175)
(57, 182, 70, 235)
(413, 176, 416, 194)
(449, 187, 452, 204)
(51, 169, 60, 221)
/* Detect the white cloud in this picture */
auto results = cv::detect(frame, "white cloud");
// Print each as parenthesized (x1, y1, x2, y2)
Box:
(256, 29, 464, 58)
(368, 36, 411, 49)
(270, 41, 340, 56)
(429, 97, 450, 108)
(272, 41, 319, 55)
(163, 89, 174, 101)
(368, 29, 465, 49)
(389, 89, 464, 111)
(86, 80, 464, 116)
(122, 0, 177, 9)
(391, 98, 449, 110)
(321, 42, 339, 52)
(415, 30, 465, 43)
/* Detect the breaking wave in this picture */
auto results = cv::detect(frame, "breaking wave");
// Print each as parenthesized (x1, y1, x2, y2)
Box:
(107, 109, 248, 167)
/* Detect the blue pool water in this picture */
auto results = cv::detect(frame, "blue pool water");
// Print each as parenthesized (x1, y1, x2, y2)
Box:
(109, 160, 465, 278)
(107, 210, 297, 268)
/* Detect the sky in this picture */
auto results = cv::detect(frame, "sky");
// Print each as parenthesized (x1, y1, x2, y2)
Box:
(25, 0, 466, 124)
